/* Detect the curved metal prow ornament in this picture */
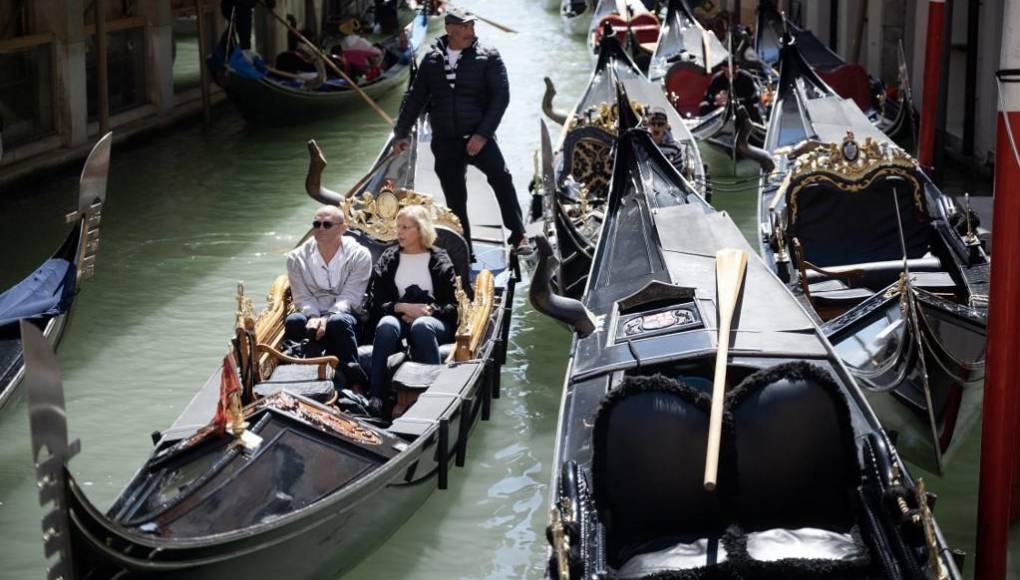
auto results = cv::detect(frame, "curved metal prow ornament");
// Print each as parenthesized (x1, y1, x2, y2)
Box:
(305, 139, 344, 206)
(542, 77, 569, 125)
(22, 320, 80, 580)
(67, 131, 112, 284)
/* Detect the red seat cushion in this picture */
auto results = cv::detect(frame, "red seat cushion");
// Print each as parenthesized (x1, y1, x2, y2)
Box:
(665, 65, 713, 117)
(816, 64, 874, 112)
(629, 12, 660, 45)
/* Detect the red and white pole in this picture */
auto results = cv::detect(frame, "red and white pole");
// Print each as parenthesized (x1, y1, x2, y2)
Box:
(916, 0, 945, 171)
(976, 1, 1020, 578)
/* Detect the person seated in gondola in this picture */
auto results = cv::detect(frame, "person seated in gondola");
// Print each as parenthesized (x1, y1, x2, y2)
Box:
(644, 107, 689, 175)
(366, 205, 459, 417)
(699, 63, 763, 123)
(285, 205, 373, 387)
(337, 18, 384, 80)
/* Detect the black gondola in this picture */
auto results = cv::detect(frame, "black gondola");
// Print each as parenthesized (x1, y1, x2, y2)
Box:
(0, 133, 109, 414)
(754, 0, 915, 146)
(648, 0, 768, 172)
(24, 120, 518, 579)
(530, 95, 962, 579)
(210, 11, 427, 125)
(757, 39, 987, 475)
(585, 0, 662, 71)
(535, 32, 707, 299)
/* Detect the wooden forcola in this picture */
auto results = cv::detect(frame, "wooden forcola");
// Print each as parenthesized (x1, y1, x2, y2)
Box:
(703, 248, 748, 492)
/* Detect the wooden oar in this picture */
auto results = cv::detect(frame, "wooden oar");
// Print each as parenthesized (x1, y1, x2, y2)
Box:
(446, 4, 519, 34)
(703, 248, 748, 492)
(255, 0, 394, 127)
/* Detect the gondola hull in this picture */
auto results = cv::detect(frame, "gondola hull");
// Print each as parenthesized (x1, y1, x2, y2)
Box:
(62, 346, 502, 579)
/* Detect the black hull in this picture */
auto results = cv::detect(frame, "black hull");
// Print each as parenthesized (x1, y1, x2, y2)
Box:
(539, 129, 961, 579)
(0, 212, 85, 413)
(756, 40, 988, 474)
(65, 355, 502, 579)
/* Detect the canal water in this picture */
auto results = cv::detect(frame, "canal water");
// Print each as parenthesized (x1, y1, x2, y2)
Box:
(0, 1, 1012, 577)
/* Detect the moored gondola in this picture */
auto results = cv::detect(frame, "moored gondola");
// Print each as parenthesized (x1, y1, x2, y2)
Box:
(531, 105, 962, 580)
(562, 0, 595, 36)
(0, 133, 110, 414)
(586, 0, 661, 70)
(535, 33, 706, 299)
(24, 119, 518, 579)
(757, 39, 987, 474)
(754, 0, 915, 146)
(648, 0, 767, 174)
(212, 11, 427, 125)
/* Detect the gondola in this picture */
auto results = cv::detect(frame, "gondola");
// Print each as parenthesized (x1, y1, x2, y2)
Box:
(757, 39, 987, 475)
(530, 93, 962, 580)
(586, 0, 661, 71)
(0, 133, 109, 414)
(562, 0, 595, 36)
(535, 32, 707, 299)
(24, 119, 519, 579)
(754, 0, 915, 146)
(213, 11, 427, 125)
(648, 0, 767, 174)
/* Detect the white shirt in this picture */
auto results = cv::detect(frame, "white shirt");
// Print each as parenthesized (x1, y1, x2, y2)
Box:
(445, 47, 462, 69)
(394, 252, 433, 299)
(287, 237, 373, 317)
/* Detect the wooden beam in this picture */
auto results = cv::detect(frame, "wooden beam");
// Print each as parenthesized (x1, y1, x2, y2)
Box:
(0, 32, 56, 52)
(94, 0, 110, 134)
(195, 0, 213, 127)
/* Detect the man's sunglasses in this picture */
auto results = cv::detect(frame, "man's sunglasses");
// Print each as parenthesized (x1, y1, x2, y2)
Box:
(312, 221, 335, 229)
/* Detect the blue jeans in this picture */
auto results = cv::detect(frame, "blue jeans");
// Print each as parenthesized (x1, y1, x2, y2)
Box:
(370, 315, 453, 400)
(284, 312, 360, 370)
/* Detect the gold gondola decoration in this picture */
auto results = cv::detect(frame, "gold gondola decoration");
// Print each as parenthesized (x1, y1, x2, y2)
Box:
(339, 181, 463, 243)
(447, 270, 496, 363)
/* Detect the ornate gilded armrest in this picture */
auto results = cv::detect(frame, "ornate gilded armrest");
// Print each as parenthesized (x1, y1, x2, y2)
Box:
(255, 344, 339, 381)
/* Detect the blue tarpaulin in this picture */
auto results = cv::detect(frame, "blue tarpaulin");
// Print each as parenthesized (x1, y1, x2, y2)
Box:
(0, 258, 77, 328)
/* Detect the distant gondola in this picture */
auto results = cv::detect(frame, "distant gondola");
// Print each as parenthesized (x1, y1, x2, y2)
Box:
(24, 119, 518, 578)
(757, 39, 987, 475)
(562, 0, 595, 35)
(535, 32, 707, 299)
(0, 133, 109, 414)
(586, 0, 661, 70)
(212, 11, 427, 125)
(648, 0, 768, 173)
(754, 0, 915, 146)
(530, 95, 962, 580)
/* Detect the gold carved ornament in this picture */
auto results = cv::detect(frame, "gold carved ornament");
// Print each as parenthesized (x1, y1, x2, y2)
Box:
(339, 184, 463, 243)
(783, 132, 924, 225)
(447, 270, 496, 363)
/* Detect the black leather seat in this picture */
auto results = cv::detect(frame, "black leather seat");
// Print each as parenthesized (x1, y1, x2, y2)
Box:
(435, 226, 471, 291)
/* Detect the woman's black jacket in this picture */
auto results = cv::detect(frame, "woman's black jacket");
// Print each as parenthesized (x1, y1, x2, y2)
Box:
(368, 245, 460, 328)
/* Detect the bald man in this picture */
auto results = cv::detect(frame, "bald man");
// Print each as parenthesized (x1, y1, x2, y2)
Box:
(285, 206, 373, 386)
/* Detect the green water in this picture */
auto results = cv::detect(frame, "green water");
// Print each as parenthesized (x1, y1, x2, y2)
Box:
(0, 0, 1012, 577)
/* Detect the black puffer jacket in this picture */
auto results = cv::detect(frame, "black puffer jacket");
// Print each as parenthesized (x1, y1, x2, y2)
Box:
(394, 36, 510, 141)
(368, 245, 460, 328)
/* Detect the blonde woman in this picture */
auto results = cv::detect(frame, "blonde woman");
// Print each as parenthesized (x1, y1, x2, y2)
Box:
(367, 205, 459, 417)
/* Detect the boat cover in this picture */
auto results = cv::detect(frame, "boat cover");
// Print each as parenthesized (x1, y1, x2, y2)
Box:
(0, 258, 77, 328)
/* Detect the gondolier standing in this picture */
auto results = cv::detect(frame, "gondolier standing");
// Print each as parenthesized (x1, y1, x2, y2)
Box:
(392, 8, 528, 254)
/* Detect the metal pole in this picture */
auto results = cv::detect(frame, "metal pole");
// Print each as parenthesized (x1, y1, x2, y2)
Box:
(962, 0, 980, 156)
(195, 0, 212, 127)
(975, 1, 1020, 577)
(94, 0, 109, 134)
(917, 0, 946, 171)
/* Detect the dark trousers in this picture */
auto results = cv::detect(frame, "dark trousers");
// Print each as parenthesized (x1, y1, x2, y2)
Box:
(370, 315, 453, 400)
(284, 312, 360, 369)
(431, 137, 526, 248)
(221, 0, 254, 50)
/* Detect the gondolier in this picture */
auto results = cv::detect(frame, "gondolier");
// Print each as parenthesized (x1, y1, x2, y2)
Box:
(392, 8, 527, 254)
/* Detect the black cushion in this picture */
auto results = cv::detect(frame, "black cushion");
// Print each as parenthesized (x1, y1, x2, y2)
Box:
(254, 364, 336, 403)
(435, 226, 471, 286)
(592, 375, 724, 564)
(727, 362, 859, 532)
(790, 177, 930, 268)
